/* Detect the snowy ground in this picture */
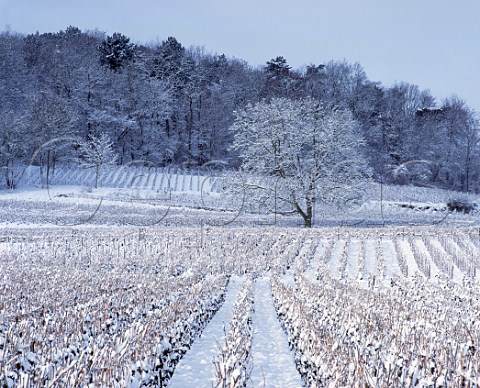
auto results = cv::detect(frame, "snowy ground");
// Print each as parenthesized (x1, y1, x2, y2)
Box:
(0, 186, 276, 228)
(249, 277, 303, 388)
(169, 276, 244, 387)
(1, 225, 480, 386)
(169, 277, 304, 387)
(2, 165, 480, 228)
(2, 172, 480, 386)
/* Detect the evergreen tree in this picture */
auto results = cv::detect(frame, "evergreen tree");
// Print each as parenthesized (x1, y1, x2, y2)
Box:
(263, 56, 294, 98)
(99, 32, 135, 70)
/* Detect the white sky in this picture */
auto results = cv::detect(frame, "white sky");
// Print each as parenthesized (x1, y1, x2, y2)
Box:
(1, 0, 479, 112)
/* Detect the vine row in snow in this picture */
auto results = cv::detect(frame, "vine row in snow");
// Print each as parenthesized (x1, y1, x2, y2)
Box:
(0, 264, 227, 387)
(272, 268, 480, 387)
(213, 277, 254, 387)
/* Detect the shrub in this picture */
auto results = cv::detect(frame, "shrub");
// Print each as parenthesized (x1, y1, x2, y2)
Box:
(447, 198, 477, 213)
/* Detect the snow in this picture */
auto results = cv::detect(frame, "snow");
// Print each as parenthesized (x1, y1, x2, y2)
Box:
(4, 165, 480, 229)
(363, 239, 378, 277)
(345, 238, 361, 278)
(413, 238, 441, 278)
(249, 277, 303, 388)
(396, 238, 422, 276)
(168, 276, 303, 387)
(429, 238, 464, 283)
(168, 276, 244, 387)
(381, 239, 402, 279)
(0, 184, 275, 228)
(304, 238, 327, 280)
(2, 208, 480, 386)
(328, 239, 346, 278)
(3, 169, 480, 385)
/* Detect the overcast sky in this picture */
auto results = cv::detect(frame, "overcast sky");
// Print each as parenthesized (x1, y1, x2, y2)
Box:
(1, 0, 479, 112)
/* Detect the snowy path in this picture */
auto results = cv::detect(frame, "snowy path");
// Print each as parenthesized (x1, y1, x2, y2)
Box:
(169, 276, 302, 387)
(382, 240, 402, 280)
(346, 239, 361, 278)
(168, 276, 244, 387)
(328, 239, 346, 278)
(363, 239, 378, 277)
(249, 277, 304, 388)
(396, 239, 421, 276)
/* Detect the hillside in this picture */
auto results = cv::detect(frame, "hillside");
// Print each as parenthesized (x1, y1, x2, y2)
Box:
(1, 29, 479, 195)
(1, 165, 479, 228)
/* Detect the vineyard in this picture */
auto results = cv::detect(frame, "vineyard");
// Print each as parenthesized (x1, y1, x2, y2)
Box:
(2, 164, 480, 230)
(1, 226, 479, 386)
(19, 166, 214, 193)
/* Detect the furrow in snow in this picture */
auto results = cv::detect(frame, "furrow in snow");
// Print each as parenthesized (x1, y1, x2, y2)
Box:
(249, 277, 303, 388)
(345, 238, 361, 278)
(381, 239, 402, 280)
(363, 239, 378, 277)
(396, 238, 422, 276)
(168, 275, 244, 387)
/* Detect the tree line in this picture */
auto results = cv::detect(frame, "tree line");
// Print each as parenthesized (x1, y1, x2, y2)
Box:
(0, 26, 478, 192)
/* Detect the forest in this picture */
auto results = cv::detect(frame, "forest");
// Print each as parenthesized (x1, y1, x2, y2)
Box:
(1, 26, 479, 192)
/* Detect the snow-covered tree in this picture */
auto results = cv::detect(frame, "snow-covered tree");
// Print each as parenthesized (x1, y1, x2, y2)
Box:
(262, 56, 296, 98)
(0, 32, 33, 188)
(29, 91, 77, 186)
(0, 27, 479, 193)
(79, 133, 118, 188)
(99, 32, 135, 71)
(0, 110, 30, 189)
(229, 97, 371, 227)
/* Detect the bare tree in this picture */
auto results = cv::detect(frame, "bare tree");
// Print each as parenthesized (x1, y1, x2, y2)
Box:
(79, 133, 118, 188)
(229, 97, 371, 227)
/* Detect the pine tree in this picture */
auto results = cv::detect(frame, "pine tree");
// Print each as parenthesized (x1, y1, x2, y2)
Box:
(263, 56, 294, 98)
(99, 32, 135, 70)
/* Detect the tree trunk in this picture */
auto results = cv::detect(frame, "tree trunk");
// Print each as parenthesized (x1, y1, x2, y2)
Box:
(95, 165, 99, 188)
(303, 216, 312, 228)
(304, 203, 313, 228)
(294, 200, 313, 228)
(187, 96, 194, 159)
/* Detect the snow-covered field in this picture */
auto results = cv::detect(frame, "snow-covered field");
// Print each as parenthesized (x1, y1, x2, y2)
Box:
(1, 226, 480, 386)
(2, 165, 480, 228)
(1, 167, 480, 386)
